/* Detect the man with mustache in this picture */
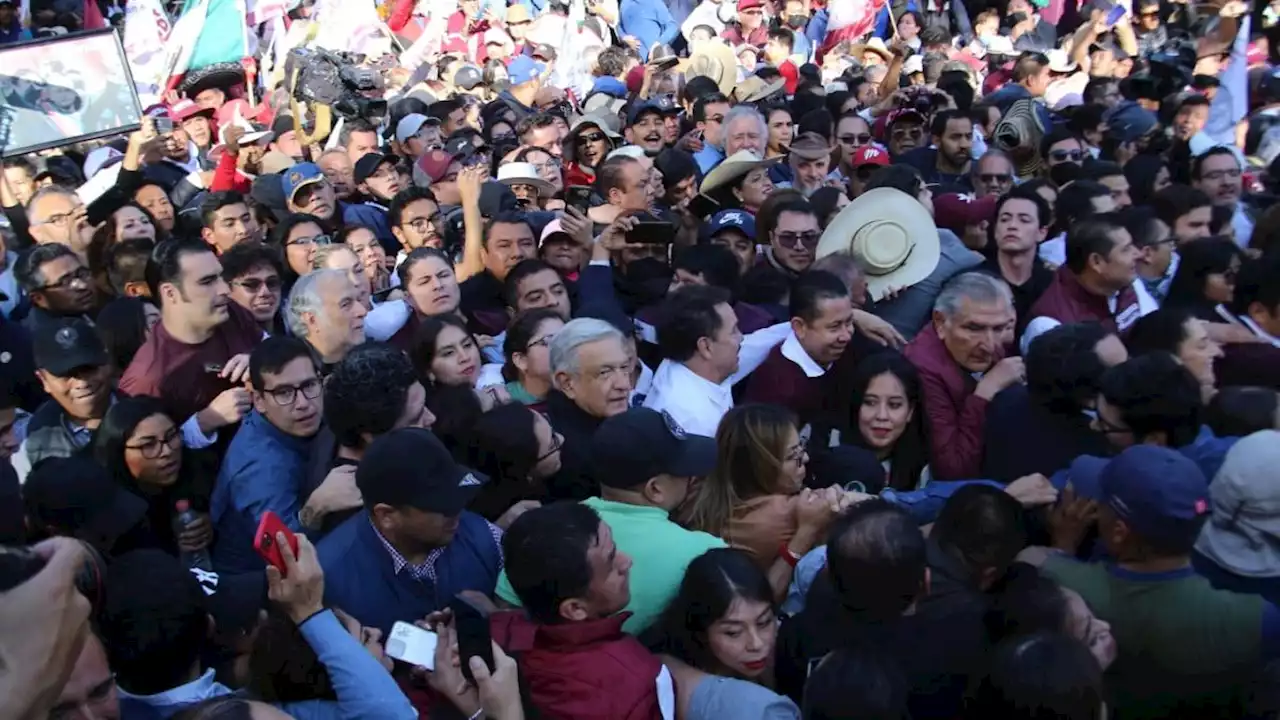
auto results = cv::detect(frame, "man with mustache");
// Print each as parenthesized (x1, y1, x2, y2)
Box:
(896, 109, 974, 192)
(624, 100, 669, 157)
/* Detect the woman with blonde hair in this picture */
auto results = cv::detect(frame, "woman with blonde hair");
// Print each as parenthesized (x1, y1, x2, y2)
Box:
(680, 403, 842, 599)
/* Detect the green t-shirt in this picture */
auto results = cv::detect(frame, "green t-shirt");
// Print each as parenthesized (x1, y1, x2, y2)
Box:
(1043, 556, 1269, 719)
(495, 497, 727, 634)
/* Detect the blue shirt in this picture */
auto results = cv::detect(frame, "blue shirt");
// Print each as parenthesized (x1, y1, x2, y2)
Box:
(693, 144, 724, 175)
(619, 0, 679, 61)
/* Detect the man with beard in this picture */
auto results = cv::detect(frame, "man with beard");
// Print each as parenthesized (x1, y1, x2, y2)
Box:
(624, 100, 668, 157)
(785, 133, 833, 197)
(899, 110, 974, 192)
(883, 109, 927, 159)
(1191, 147, 1255, 245)
(388, 186, 445, 272)
(343, 153, 402, 250)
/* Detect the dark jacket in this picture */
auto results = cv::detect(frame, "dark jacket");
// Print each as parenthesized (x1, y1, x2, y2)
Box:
(1028, 267, 1143, 334)
(895, 147, 973, 192)
(903, 325, 995, 481)
(980, 384, 1111, 483)
(544, 390, 605, 500)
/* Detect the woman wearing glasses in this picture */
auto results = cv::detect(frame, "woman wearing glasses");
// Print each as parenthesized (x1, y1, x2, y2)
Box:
(500, 308, 565, 410)
(269, 214, 331, 295)
(93, 396, 217, 560)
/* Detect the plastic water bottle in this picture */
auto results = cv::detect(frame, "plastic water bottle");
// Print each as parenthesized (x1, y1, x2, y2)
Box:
(173, 500, 213, 571)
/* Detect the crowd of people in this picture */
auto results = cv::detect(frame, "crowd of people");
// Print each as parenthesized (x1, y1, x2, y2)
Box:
(6, 0, 1280, 717)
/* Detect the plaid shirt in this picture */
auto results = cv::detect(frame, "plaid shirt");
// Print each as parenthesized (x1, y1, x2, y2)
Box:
(370, 516, 504, 582)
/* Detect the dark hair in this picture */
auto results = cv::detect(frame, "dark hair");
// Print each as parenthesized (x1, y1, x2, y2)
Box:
(268, 213, 326, 281)
(503, 258, 561, 310)
(933, 484, 1027, 582)
(95, 297, 155, 370)
(145, 238, 216, 304)
(1026, 322, 1115, 414)
(1206, 386, 1279, 437)
(1064, 214, 1125, 275)
(1013, 52, 1050, 83)
(1116, 204, 1168, 250)
(657, 285, 732, 363)
(994, 186, 1051, 230)
(808, 186, 847, 228)
(826, 500, 927, 621)
(1123, 155, 1169, 206)
(740, 264, 792, 306)
(1210, 203, 1234, 236)
(937, 72, 975, 112)
(410, 314, 477, 386)
(803, 646, 910, 720)
(797, 108, 833, 140)
(595, 154, 639, 199)
(1098, 353, 1202, 448)
(325, 342, 418, 449)
(200, 190, 249, 230)
(502, 307, 563, 382)
(1083, 77, 1118, 104)
(427, 98, 463, 125)
(767, 25, 795, 51)
(692, 92, 730, 124)
(1165, 236, 1242, 318)
(930, 109, 972, 139)
(1067, 105, 1107, 141)
(966, 633, 1105, 720)
(648, 548, 775, 671)
(1191, 145, 1241, 180)
(1079, 159, 1123, 183)
(249, 335, 318, 390)
(482, 210, 533, 251)
(673, 244, 740, 293)
(864, 165, 925, 197)
(684, 77, 722, 107)
(388, 185, 438, 231)
(516, 112, 559, 143)
(1231, 251, 1280, 316)
(14, 242, 78, 293)
(1151, 184, 1212, 232)
(1039, 126, 1082, 160)
(248, 608, 337, 703)
(790, 269, 849, 322)
(461, 403, 545, 520)
(503, 501, 604, 624)
(338, 118, 378, 146)
(845, 353, 928, 491)
(219, 241, 283, 282)
(1126, 306, 1197, 360)
(983, 563, 1071, 644)
(104, 237, 156, 296)
(91, 395, 176, 489)
(397, 247, 453, 289)
(655, 148, 698, 194)
(1054, 180, 1111, 239)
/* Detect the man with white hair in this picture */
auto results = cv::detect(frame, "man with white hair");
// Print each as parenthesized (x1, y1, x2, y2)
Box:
(287, 269, 369, 372)
(545, 317, 634, 499)
(721, 105, 768, 157)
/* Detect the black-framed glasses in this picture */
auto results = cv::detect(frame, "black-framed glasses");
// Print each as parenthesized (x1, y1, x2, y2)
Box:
(527, 332, 557, 350)
(577, 132, 606, 144)
(264, 377, 322, 405)
(1049, 149, 1084, 163)
(537, 432, 563, 462)
(41, 266, 91, 292)
(838, 133, 872, 145)
(234, 276, 282, 293)
(287, 234, 331, 248)
(125, 426, 181, 459)
(775, 230, 821, 250)
(402, 214, 442, 233)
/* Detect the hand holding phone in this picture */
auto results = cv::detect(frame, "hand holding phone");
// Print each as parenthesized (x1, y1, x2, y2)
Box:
(254, 511, 299, 575)
(385, 621, 439, 669)
(451, 594, 494, 685)
(625, 220, 676, 245)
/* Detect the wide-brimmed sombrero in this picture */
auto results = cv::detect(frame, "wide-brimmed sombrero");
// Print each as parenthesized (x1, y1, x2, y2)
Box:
(700, 150, 777, 195)
(178, 61, 246, 100)
(992, 98, 1048, 178)
(815, 187, 941, 302)
(686, 40, 739, 97)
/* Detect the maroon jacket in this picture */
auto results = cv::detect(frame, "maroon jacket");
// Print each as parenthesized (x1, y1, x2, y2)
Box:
(490, 610, 665, 720)
(1028, 267, 1143, 335)
(742, 344, 828, 427)
(903, 324, 998, 481)
(1217, 342, 1280, 389)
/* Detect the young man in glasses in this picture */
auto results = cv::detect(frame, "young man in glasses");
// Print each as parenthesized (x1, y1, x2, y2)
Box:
(221, 242, 285, 335)
(211, 335, 325, 572)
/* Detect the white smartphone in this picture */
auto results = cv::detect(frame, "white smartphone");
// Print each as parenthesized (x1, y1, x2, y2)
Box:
(385, 621, 438, 669)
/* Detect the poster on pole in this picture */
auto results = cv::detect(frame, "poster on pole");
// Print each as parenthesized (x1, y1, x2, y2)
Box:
(0, 29, 143, 158)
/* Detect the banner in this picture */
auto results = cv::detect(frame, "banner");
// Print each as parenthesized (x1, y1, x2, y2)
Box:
(122, 0, 172, 106)
(163, 0, 250, 90)
(311, 0, 391, 57)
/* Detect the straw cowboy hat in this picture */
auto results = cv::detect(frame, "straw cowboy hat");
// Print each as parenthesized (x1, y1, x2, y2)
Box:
(733, 75, 787, 104)
(699, 150, 777, 195)
(497, 162, 555, 196)
(815, 187, 941, 302)
(851, 38, 893, 63)
(687, 40, 739, 96)
(992, 98, 1048, 178)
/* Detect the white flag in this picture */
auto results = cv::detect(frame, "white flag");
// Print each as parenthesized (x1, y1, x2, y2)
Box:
(122, 0, 173, 106)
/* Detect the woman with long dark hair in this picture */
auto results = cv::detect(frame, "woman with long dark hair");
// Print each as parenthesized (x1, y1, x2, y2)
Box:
(458, 402, 562, 523)
(843, 353, 931, 491)
(500, 308, 565, 408)
(95, 296, 160, 373)
(269, 213, 331, 294)
(1165, 236, 1243, 322)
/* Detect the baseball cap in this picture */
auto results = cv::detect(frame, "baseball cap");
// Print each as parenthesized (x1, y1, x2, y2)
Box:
(738, 0, 763, 10)
(445, 132, 481, 161)
(357, 427, 487, 516)
(189, 567, 267, 636)
(849, 145, 891, 168)
(933, 193, 998, 235)
(83, 146, 124, 179)
(704, 209, 757, 241)
(479, 181, 519, 218)
(33, 319, 108, 376)
(24, 455, 148, 548)
(168, 98, 214, 123)
(354, 152, 396, 185)
(271, 114, 298, 139)
(1069, 445, 1209, 548)
(281, 162, 326, 203)
(508, 55, 546, 86)
(395, 113, 438, 145)
(453, 64, 484, 90)
(627, 99, 665, 126)
(415, 149, 456, 185)
(591, 408, 717, 489)
(532, 44, 557, 62)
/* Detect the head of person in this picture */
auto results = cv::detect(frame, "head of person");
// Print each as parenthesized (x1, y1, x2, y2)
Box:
(312, 243, 370, 307)
(325, 342, 433, 453)
(388, 186, 444, 252)
(550, 317, 633, 418)
(95, 295, 161, 371)
(790, 269, 854, 365)
(134, 181, 176, 233)
(656, 285, 742, 383)
(847, 353, 929, 490)
(199, 191, 261, 254)
(827, 500, 928, 620)
(1151, 184, 1213, 243)
(787, 132, 832, 197)
(517, 112, 563, 160)
(460, 403, 563, 521)
(1119, 204, 1175, 280)
(1013, 50, 1052, 96)
(220, 241, 283, 329)
(692, 93, 731, 149)
(339, 119, 380, 166)
(248, 606, 391, 705)
(1204, 387, 1280, 438)
(991, 187, 1051, 256)
(1165, 235, 1243, 311)
(107, 202, 160, 243)
(411, 314, 483, 388)
(287, 269, 367, 362)
(317, 149, 356, 200)
(932, 272, 1014, 374)
(723, 106, 768, 156)
(1095, 352, 1203, 450)
(1080, 160, 1131, 209)
(768, 198, 821, 273)
(337, 224, 389, 290)
(15, 242, 95, 315)
(27, 185, 93, 252)
(1191, 146, 1244, 208)
(652, 548, 778, 681)
(248, 336, 324, 438)
(1126, 307, 1222, 393)
(3, 156, 37, 207)
(503, 307, 566, 389)
(1231, 251, 1280, 338)
(655, 148, 698, 207)
(802, 644, 911, 720)
(148, 238, 233, 331)
(592, 406, 716, 513)
(864, 164, 934, 217)
(925, 485, 1028, 596)
(428, 98, 469, 136)
(885, 110, 927, 156)
(92, 395, 185, 493)
(503, 501, 632, 624)
(1026, 321, 1128, 415)
(1123, 155, 1170, 207)
(482, 212, 537, 281)
(1172, 94, 1210, 141)
(270, 213, 330, 282)
(503, 258, 571, 319)
(597, 155, 653, 213)
(1065, 215, 1139, 293)
(282, 163, 337, 220)
(49, 632, 121, 720)
(931, 109, 974, 169)
(968, 632, 1107, 719)
(31, 317, 112, 423)
(972, 150, 1015, 199)
(353, 152, 403, 202)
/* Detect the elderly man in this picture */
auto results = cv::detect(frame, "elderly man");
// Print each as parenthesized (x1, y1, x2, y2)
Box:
(26, 186, 94, 257)
(545, 317, 634, 500)
(287, 269, 368, 372)
(971, 150, 1016, 199)
(786, 133, 832, 197)
(722, 105, 768, 158)
(904, 272, 1025, 481)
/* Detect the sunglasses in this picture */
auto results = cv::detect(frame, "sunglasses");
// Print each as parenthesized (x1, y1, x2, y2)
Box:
(234, 276, 282, 293)
(577, 131, 606, 144)
(838, 133, 872, 145)
(978, 173, 1012, 184)
(1049, 149, 1084, 162)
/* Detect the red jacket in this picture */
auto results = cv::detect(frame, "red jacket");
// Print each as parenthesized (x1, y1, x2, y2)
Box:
(490, 611, 666, 720)
(1028, 267, 1143, 335)
(903, 324, 997, 481)
(210, 151, 251, 194)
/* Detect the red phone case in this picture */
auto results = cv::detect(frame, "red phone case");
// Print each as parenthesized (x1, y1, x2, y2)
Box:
(253, 511, 299, 573)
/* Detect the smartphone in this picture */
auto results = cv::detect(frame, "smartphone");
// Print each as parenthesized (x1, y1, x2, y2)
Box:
(451, 595, 493, 685)
(203, 362, 224, 374)
(566, 185, 594, 214)
(154, 116, 175, 134)
(1104, 4, 1125, 26)
(626, 220, 676, 245)
(687, 193, 720, 219)
(385, 621, 438, 669)
(649, 56, 680, 72)
(253, 511, 299, 574)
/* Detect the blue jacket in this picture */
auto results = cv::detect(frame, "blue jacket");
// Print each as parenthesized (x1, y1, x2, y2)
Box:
(210, 411, 315, 573)
(620, 0, 678, 61)
(342, 201, 397, 255)
(0, 23, 31, 45)
(317, 512, 503, 634)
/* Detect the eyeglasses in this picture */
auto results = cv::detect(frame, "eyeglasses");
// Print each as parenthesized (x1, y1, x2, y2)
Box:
(1049, 149, 1084, 163)
(34, 209, 81, 228)
(527, 332, 557, 350)
(287, 234, 332, 248)
(125, 426, 181, 459)
(577, 132, 606, 144)
(536, 432, 563, 463)
(402, 214, 442, 233)
(233, 276, 282, 293)
(785, 443, 807, 465)
(1200, 168, 1242, 182)
(1092, 414, 1130, 436)
(978, 173, 1013, 184)
(838, 133, 872, 145)
(263, 377, 322, 406)
(891, 126, 923, 139)
(40, 266, 91, 292)
(775, 230, 821, 250)
(529, 160, 560, 175)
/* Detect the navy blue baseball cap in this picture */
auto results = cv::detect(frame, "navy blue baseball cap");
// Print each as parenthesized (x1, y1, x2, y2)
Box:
(1067, 445, 1210, 547)
(703, 209, 757, 241)
(281, 162, 325, 203)
(508, 56, 546, 86)
(626, 99, 665, 127)
(591, 408, 716, 488)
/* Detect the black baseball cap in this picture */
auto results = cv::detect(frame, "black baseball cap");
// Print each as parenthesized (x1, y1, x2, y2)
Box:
(453, 64, 484, 90)
(445, 132, 481, 161)
(188, 567, 267, 636)
(591, 408, 716, 489)
(24, 455, 149, 548)
(354, 152, 397, 185)
(33, 318, 108, 376)
(357, 427, 487, 516)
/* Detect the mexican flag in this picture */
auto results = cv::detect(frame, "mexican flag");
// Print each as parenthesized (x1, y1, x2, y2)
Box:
(163, 0, 250, 92)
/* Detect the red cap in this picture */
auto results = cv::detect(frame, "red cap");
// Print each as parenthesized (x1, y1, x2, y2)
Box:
(778, 61, 799, 95)
(416, 149, 455, 184)
(933, 193, 998, 235)
(738, 0, 763, 10)
(168, 99, 215, 122)
(849, 145, 890, 168)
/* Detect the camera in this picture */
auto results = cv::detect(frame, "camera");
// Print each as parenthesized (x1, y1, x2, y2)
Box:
(284, 47, 388, 119)
(0, 542, 106, 609)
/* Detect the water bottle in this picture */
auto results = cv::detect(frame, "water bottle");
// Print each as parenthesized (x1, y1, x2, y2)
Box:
(174, 500, 213, 571)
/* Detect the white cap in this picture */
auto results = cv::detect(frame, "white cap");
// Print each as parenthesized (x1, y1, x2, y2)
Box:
(83, 146, 123, 180)
(983, 35, 1015, 56)
(1046, 49, 1078, 74)
(903, 55, 924, 75)
(607, 145, 647, 161)
(395, 113, 437, 145)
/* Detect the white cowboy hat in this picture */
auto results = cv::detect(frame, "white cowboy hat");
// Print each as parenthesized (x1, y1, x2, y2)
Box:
(497, 162, 555, 196)
(816, 187, 941, 302)
(686, 40, 739, 97)
(699, 150, 777, 195)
